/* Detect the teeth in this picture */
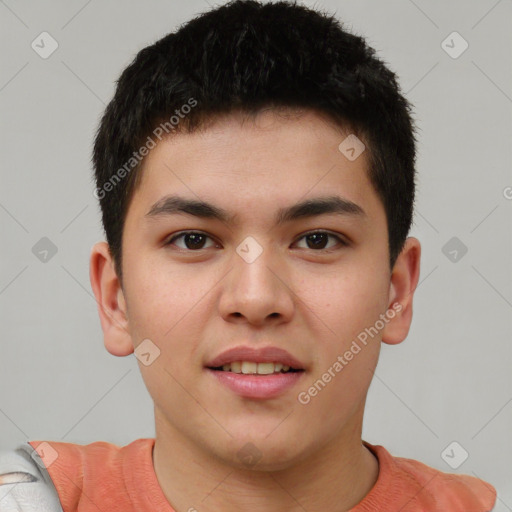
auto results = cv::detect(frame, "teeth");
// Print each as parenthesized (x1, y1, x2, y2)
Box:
(241, 361, 257, 374)
(257, 362, 275, 375)
(218, 361, 295, 374)
(230, 361, 242, 373)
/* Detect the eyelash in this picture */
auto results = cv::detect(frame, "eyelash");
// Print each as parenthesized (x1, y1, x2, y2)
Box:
(165, 230, 348, 252)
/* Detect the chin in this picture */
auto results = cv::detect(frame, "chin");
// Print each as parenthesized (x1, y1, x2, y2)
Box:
(213, 432, 309, 472)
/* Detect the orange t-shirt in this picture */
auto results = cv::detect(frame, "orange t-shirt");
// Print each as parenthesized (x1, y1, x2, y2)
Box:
(26, 438, 496, 511)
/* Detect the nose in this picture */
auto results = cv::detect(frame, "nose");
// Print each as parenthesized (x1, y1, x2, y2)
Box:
(218, 240, 295, 327)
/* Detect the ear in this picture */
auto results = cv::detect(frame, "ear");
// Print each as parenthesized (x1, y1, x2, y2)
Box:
(89, 241, 134, 356)
(381, 237, 421, 345)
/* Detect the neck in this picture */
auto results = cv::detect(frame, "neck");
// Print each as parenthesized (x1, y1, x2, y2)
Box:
(152, 405, 379, 512)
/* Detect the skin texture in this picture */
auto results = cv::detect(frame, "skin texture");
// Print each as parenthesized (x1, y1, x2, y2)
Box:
(90, 108, 421, 512)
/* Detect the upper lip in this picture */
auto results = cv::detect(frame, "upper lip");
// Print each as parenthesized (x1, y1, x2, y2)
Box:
(206, 346, 305, 369)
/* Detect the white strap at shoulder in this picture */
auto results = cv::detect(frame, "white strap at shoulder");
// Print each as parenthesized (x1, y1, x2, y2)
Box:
(0, 443, 63, 512)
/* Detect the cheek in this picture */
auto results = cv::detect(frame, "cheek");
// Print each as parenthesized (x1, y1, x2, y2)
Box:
(301, 263, 389, 346)
(297, 346, 379, 437)
(124, 263, 220, 389)
(297, 274, 385, 399)
(124, 260, 203, 340)
(295, 263, 388, 409)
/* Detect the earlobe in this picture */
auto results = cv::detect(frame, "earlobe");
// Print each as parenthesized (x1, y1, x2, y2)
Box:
(89, 242, 134, 356)
(381, 237, 421, 346)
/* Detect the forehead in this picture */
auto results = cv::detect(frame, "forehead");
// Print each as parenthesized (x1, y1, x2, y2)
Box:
(127, 109, 384, 227)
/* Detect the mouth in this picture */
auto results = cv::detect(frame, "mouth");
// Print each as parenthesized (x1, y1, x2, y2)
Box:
(205, 346, 306, 399)
(207, 361, 304, 375)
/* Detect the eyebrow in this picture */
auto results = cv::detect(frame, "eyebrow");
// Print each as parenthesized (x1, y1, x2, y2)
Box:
(145, 194, 366, 226)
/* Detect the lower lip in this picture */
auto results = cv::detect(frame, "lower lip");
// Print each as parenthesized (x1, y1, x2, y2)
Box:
(207, 369, 304, 399)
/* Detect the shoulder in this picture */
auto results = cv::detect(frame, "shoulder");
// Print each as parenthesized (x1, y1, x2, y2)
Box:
(0, 442, 63, 512)
(369, 443, 497, 512)
(2, 438, 154, 512)
(397, 455, 497, 510)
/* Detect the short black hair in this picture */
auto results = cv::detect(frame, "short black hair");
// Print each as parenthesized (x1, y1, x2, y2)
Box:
(93, 0, 417, 284)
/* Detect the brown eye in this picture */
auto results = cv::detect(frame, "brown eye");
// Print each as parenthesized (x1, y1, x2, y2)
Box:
(294, 231, 346, 250)
(166, 231, 217, 250)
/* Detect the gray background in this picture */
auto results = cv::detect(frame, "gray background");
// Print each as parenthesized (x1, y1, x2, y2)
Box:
(1, 0, 511, 506)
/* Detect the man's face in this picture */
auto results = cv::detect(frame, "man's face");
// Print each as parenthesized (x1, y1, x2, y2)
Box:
(118, 109, 393, 469)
